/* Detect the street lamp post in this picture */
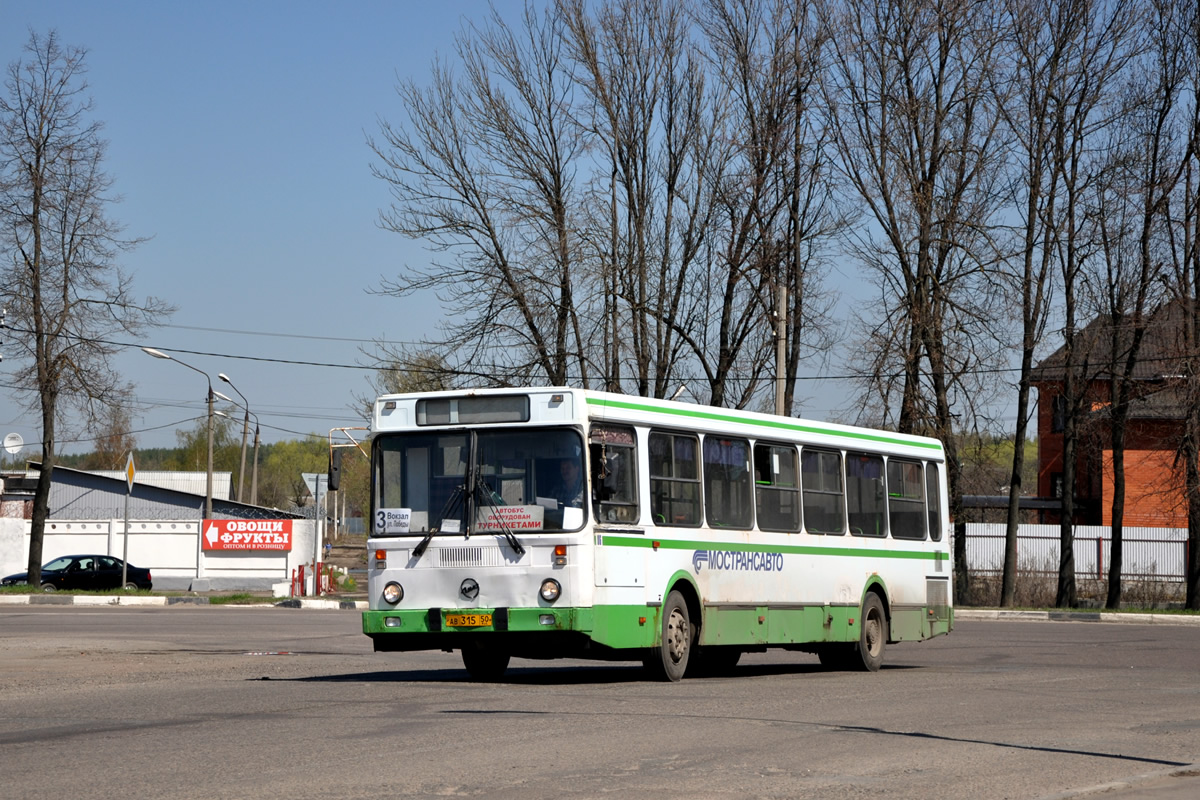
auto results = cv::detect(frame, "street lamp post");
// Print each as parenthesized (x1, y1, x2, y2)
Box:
(217, 374, 252, 504)
(143, 347, 214, 519)
(216, 386, 260, 505)
(249, 414, 260, 505)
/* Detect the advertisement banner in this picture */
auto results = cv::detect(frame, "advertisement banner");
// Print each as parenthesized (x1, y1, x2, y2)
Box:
(203, 519, 294, 551)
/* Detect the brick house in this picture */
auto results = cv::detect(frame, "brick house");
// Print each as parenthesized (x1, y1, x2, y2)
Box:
(1033, 301, 1192, 528)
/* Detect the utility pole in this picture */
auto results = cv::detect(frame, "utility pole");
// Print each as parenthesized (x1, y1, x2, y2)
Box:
(775, 284, 787, 416)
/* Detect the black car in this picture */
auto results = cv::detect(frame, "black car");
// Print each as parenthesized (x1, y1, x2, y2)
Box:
(1, 554, 153, 592)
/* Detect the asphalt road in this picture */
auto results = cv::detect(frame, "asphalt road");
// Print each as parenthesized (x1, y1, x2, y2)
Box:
(1, 606, 1198, 799)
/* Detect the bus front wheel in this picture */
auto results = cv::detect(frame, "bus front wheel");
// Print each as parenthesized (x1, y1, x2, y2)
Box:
(644, 589, 692, 682)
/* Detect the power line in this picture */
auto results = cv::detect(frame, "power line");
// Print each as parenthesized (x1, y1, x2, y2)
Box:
(160, 322, 422, 348)
(1, 415, 209, 453)
(3, 411, 336, 453)
(9, 321, 1200, 400)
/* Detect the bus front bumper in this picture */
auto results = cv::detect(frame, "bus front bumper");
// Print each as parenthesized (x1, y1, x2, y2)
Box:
(363, 604, 659, 655)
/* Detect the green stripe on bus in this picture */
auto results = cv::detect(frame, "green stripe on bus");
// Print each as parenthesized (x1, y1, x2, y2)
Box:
(597, 533, 948, 562)
(363, 603, 951, 649)
(586, 396, 943, 451)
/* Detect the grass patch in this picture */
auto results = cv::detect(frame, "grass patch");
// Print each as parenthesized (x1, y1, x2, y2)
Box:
(207, 593, 280, 605)
(1093, 606, 1200, 615)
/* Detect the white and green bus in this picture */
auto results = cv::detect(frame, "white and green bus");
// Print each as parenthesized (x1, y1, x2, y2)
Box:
(363, 387, 953, 681)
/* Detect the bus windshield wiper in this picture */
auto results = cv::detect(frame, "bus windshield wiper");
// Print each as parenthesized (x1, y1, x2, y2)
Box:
(473, 474, 525, 556)
(413, 482, 465, 558)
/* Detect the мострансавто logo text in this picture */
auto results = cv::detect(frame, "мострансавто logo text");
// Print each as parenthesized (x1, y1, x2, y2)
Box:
(692, 549, 784, 573)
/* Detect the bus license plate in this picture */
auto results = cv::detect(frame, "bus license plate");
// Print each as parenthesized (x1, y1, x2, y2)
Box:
(445, 613, 492, 628)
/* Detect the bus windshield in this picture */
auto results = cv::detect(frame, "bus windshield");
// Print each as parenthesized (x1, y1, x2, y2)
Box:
(373, 427, 586, 537)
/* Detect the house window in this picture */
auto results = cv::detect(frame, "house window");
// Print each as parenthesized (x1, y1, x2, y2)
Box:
(1051, 394, 1066, 433)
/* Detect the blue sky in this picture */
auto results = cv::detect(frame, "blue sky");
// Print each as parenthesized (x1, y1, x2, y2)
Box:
(2, 1, 475, 453)
(1, 1, 954, 462)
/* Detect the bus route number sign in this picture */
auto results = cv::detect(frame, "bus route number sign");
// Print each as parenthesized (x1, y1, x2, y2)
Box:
(375, 508, 411, 534)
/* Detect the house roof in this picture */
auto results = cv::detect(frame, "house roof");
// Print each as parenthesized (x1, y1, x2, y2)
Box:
(1032, 299, 1197, 420)
(75, 469, 234, 498)
(1032, 299, 1193, 384)
(21, 462, 301, 521)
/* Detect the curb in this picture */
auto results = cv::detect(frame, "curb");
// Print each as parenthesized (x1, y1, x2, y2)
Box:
(0, 594, 367, 610)
(956, 608, 1200, 626)
(274, 598, 368, 610)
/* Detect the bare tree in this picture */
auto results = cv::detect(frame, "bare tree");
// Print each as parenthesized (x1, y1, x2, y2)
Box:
(79, 392, 137, 470)
(1178, 36, 1200, 608)
(1126, 0, 1200, 608)
(369, 4, 588, 387)
(1087, 0, 1194, 608)
(561, 0, 715, 398)
(355, 347, 454, 418)
(996, 0, 1135, 607)
(1175, 149, 1200, 608)
(373, 0, 839, 412)
(821, 0, 1008, 599)
(0, 31, 170, 586)
(692, 0, 840, 411)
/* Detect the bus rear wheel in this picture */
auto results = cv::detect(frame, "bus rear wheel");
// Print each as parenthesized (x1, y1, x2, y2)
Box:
(857, 593, 887, 671)
(818, 593, 887, 672)
(849, 592, 888, 671)
(461, 642, 510, 681)
(643, 589, 692, 682)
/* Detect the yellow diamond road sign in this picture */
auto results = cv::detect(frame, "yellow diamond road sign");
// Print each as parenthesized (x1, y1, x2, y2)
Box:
(125, 453, 136, 493)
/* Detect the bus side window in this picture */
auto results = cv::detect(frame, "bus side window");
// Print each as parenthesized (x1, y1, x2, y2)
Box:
(927, 463, 943, 541)
(703, 436, 753, 529)
(589, 425, 639, 523)
(801, 448, 845, 535)
(887, 458, 927, 540)
(754, 442, 800, 532)
(846, 452, 886, 537)
(649, 431, 701, 527)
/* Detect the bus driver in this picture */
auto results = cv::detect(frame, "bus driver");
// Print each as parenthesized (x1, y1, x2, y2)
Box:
(552, 458, 584, 508)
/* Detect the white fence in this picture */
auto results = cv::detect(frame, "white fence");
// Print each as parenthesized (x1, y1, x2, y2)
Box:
(0, 517, 318, 592)
(6, 518, 1185, 588)
(965, 523, 1190, 582)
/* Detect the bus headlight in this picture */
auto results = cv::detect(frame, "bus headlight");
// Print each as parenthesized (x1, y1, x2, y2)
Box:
(539, 578, 561, 603)
(383, 582, 404, 605)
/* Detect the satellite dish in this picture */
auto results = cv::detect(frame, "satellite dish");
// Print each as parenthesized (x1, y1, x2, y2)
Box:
(3, 432, 23, 455)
